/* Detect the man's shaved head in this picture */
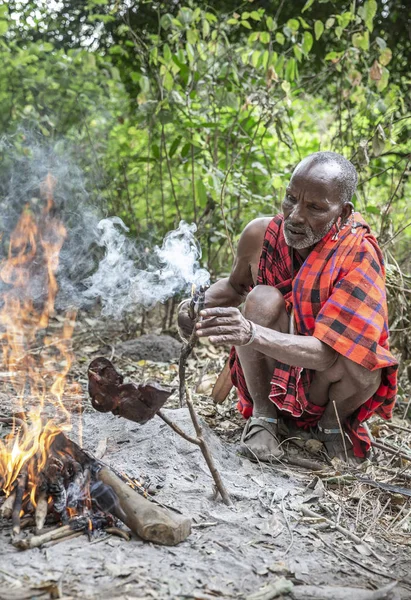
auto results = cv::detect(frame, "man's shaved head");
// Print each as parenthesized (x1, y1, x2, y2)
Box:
(292, 151, 358, 204)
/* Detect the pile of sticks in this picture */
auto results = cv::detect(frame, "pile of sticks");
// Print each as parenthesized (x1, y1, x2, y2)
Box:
(0, 431, 191, 549)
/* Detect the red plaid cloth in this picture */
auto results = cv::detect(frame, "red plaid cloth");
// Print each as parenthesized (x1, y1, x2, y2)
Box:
(230, 213, 398, 457)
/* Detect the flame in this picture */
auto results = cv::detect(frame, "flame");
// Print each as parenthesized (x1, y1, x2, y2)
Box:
(0, 174, 76, 505)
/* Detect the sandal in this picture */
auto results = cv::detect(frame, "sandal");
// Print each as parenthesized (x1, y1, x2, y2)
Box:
(314, 425, 362, 465)
(239, 416, 284, 462)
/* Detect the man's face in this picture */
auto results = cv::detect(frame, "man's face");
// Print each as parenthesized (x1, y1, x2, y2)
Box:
(282, 161, 347, 250)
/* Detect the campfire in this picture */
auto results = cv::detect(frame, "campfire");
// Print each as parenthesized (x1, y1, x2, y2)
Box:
(0, 176, 190, 548)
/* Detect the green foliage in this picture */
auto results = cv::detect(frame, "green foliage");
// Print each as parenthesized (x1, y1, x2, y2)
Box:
(0, 0, 410, 278)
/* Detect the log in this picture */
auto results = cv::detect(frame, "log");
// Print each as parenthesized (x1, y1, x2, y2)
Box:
(53, 433, 192, 546)
(291, 582, 397, 600)
(98, 466, 191, 545)
(12, 471, 27, 535)
(0, 492, 16, 519)
(35, 490, 48, 533)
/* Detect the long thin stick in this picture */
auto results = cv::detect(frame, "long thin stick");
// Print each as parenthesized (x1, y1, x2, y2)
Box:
(185, 388, 232, 506)
(333, 400, 348, 463)
(157, 410, 200, 446)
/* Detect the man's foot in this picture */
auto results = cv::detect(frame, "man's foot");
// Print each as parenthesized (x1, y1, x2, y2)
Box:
(315, 426, 363, 465)
(239, 416, 284, 462)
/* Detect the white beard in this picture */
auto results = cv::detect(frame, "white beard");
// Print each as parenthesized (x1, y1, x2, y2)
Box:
(283, 216, 336, 249)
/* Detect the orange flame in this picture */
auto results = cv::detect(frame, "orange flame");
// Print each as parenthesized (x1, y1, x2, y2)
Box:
(0, 174, 77, 504)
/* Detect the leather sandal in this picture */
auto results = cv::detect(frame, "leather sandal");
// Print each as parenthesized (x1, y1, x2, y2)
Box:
(239, 416, 284, 462)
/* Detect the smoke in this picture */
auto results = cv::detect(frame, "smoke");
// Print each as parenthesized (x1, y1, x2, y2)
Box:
(82, 217, 209, 318)
(0, 134, 210, 319)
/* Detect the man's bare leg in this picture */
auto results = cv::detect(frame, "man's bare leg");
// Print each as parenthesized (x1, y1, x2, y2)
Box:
(236, 286, 289, 460)
(309, 356, 381, 460)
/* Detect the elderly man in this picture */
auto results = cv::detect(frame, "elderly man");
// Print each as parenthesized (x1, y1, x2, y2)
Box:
(179, 152, 398, 462)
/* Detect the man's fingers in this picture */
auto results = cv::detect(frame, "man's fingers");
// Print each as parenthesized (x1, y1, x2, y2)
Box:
(209, 335, 237, 346)
(197, 326, 234, 337)
(196, 316, 235, 329)
(200, 307, 239, 318)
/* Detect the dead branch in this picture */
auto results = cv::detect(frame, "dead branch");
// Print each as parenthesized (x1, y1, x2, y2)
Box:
(157, 410, 200, 446)
(0, 491, 16, 519)
(35, 489, 48, 533)
(291, 582, 397, 600)
(299, 505, 383, 562)
(12, 471, 27, 536)
(371, 439, 411, 462)
(13, 524, 76, 550)
(186, 388, 232, 506)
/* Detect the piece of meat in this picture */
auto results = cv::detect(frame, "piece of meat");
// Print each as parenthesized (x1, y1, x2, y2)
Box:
(88, 357, 172, 424)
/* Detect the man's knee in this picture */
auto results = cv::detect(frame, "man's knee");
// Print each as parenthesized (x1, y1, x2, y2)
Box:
(325, 353, 382, 391)
(243, 285, 288, 331)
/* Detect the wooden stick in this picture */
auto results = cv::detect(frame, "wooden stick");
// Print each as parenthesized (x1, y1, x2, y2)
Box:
(35, 489, 49, 533)
(333, 400, 349, 463)
(98, 466, 191, 545)
(178, 330, 197, 408)
(13, 524, 76, 550)
(12, 471, 27, 536)
(291, 582, 397, 600)
(0, 491, 16, 519)
(371, 439, 411, 462)
(299, 505, 383, 562)
(157, 410, 200, 446)
(185, 388, 232, 506)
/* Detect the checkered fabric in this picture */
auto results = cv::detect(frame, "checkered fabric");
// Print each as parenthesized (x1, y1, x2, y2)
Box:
(230, 213, 398, 457)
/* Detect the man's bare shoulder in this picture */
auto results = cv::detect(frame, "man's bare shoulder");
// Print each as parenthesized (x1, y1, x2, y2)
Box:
(239, 217, 273, 251)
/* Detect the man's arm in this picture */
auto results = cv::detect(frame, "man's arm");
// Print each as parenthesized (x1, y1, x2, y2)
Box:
(196, 306, 337, 372)
(178, 218, 270, 335)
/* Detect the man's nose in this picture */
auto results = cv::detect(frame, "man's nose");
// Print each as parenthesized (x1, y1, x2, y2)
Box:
(289, 203, 305, 224)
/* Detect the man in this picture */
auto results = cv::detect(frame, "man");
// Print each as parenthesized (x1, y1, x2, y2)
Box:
(178, 152, 398, 462)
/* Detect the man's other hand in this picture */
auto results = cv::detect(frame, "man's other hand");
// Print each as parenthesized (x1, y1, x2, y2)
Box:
(195, 307, 254, 346)
(177, 299, 196, 340)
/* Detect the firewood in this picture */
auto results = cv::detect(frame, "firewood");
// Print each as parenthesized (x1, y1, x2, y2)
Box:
(35, 489, 49, 533)
(0, 491, 16, 519)
(13, 524, 76, 550)
(12, 471, 27, 536)
(51, 433, 192, 546)
(98, 466, 191, 545)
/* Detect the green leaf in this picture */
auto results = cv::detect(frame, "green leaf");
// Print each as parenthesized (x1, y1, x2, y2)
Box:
(152, 144, 160, 159)
(163, 71, 174, 91)
(314, 20, 324, 40)
(293, 44, 303, 61)
(302, 0, 315, 12)
(251, 50, 260, 68)
(202, 19, 210, 38)
(302, 31, 313, 54)
(169, 136, 182, 158)
(260, 31, 270, 44)
(325, 17, 335, 29)
(140, 75, 150, 93)
(365, 205, 381, 215)
(196, 179, 207, 206)
(250, 11, 261, 21)
(275, 32, 285, 45)
(285, 57, 296, 81)
(352, 31, 369, 51)
(181, 143, 191, 158)
(241, 20, 252, 29)
(376, 37, 386, 50)
(0, 19, 9, 35)
(248, 31, 260, 43)
(287, 19, 300, 32)
(266, 16, 276, 31)
(363, 0, 377, 32)
(186, 29, 197, 44)
(160, 14, 172, 30)
(163, 44, 172, 63)
(281, 81, 291, 94)
(335, 26, 343, 39)
(376, 67, 389, 91)
(379, 47, 392, 66)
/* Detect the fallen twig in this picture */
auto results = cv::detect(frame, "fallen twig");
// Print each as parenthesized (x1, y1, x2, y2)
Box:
(291, 582, 397, 600)
(299, 505, 383, 562)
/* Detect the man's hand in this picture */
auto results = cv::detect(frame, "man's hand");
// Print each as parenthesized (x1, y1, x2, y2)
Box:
(195, 307, 254, 346)
(177, 299, 196, 340)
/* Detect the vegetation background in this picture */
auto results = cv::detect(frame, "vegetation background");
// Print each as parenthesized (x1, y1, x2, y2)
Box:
(0, 0, 410, 371)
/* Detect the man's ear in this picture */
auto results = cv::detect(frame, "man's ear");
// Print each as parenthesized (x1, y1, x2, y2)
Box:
(341, 201, 354, 223)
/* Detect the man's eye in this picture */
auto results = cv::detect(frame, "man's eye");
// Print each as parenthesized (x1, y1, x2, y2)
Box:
(284, 195, 295, 203)
(309, 205, 322, 211)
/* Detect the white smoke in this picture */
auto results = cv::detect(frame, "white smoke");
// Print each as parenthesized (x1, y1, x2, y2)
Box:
(83, 218, 210, 318)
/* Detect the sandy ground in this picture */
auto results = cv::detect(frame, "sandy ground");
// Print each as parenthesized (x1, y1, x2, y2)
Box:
(1, 407, 410, 599)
